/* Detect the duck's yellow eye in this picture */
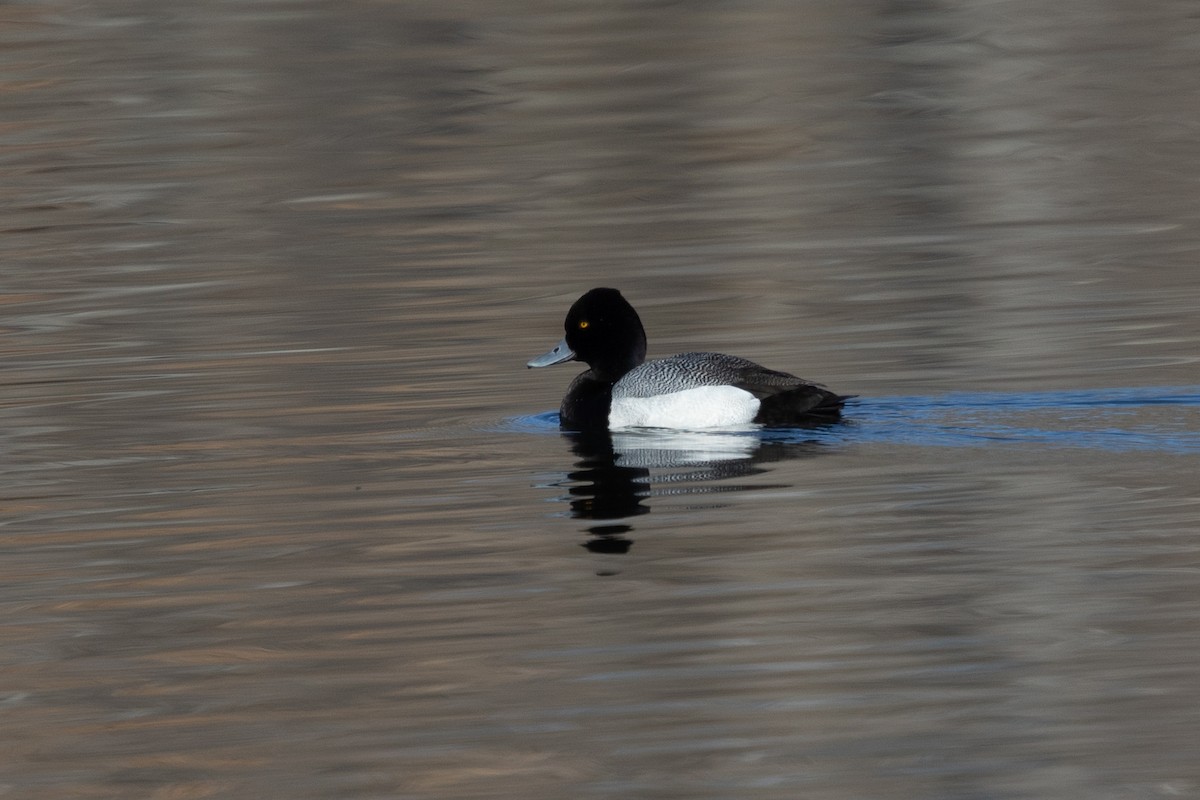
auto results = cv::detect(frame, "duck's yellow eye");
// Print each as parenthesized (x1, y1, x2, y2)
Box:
(578, 320, 589, 329)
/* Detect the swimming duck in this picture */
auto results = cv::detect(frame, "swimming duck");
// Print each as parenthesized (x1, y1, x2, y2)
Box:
(528, 288, 848, 430)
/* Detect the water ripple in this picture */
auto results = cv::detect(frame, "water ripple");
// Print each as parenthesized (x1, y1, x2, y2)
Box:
(509, 386, 1200, 453)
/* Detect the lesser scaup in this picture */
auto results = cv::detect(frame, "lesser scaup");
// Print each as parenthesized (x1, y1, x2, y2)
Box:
(528, 288, 849, 430)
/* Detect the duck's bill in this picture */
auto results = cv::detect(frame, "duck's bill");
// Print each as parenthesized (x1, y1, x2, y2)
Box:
(527, 338, 576, 368)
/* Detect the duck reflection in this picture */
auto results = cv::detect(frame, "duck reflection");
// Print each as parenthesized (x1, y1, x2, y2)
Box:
(555, 426, 832, 553)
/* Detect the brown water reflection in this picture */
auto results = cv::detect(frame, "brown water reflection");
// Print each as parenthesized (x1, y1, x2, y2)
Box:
(3, 1, 1200, 798)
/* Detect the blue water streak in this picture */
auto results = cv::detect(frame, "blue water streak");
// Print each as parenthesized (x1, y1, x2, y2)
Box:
(789, 386, 1200, 453)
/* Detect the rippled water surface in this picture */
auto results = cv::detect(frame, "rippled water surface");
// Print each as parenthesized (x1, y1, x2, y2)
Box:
(4, 2, 1200, 798)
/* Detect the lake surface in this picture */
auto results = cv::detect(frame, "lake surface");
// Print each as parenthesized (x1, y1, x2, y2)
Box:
(3, 1, 1200, 798)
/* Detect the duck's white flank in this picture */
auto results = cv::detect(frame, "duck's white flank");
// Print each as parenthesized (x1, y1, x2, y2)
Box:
(608, 386, 760, 430)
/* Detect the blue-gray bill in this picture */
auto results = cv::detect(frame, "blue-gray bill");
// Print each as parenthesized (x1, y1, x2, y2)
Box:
(527, 337, 576, 368)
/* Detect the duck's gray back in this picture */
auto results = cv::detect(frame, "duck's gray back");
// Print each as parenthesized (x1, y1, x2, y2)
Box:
(614, 352, 805, 399)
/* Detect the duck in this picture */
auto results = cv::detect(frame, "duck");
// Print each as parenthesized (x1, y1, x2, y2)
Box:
(527, 288, 849, 430)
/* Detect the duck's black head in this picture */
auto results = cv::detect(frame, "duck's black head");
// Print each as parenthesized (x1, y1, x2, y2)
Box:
(528, 288, 648, 382)
(562, 288, 648, 379)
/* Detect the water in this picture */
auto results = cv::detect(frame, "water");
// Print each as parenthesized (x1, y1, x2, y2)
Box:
(3, 1, 1200, 798)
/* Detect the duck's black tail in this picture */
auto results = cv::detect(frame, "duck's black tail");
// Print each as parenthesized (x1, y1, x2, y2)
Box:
(755, 385, 854, 426)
